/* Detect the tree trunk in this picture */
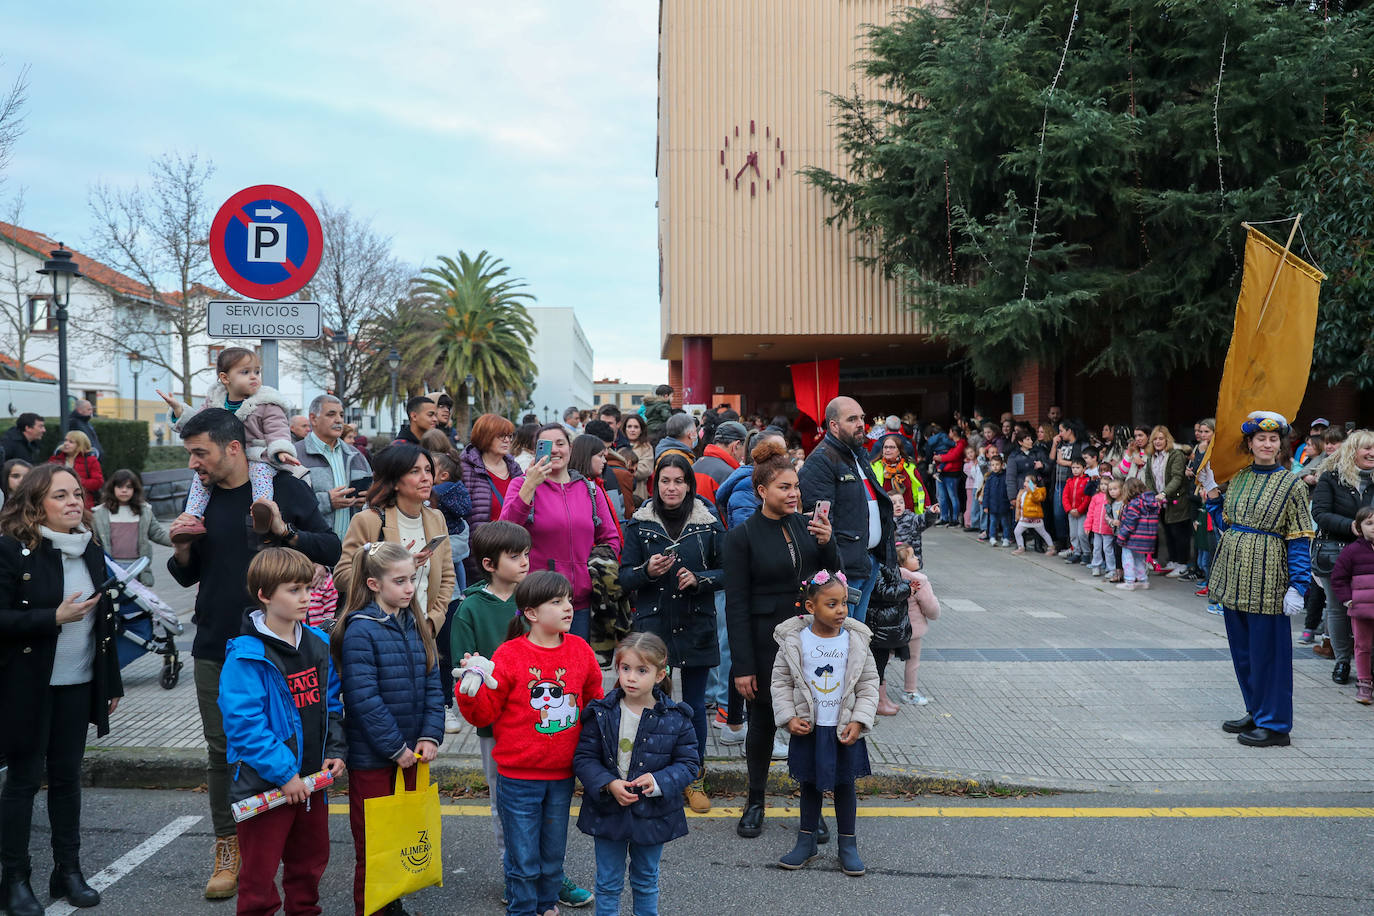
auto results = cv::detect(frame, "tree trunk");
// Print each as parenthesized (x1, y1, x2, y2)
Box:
(1131, 365, 1166, 428)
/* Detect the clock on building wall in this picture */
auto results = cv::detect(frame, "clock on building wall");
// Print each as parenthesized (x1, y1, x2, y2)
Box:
(718, 121, 784, 198)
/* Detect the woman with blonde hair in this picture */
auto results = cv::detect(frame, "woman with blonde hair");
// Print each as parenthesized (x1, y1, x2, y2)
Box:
(47, 430, 103, 509)
(1309, 428, 1374, 685)
(1143, 425, 1190, 576)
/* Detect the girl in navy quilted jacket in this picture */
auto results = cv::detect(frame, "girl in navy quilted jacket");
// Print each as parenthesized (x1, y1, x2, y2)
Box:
(331, 541, 444, 916)
(573, 632, 699, 916)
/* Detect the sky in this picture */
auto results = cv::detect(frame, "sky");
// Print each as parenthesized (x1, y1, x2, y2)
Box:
(0, 1, 665, 384)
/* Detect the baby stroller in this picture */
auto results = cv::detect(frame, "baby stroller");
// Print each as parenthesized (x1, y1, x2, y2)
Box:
(105, 557, 185, 690)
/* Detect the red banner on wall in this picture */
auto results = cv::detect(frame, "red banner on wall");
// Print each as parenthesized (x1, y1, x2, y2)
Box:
(790, 359, 840, 451)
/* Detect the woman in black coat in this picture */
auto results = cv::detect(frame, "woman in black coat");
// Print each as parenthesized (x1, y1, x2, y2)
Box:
(724, 440, 836, 840)
(618, 453, 724, 786)
(1310, 430, 1374, 684)
(0, 464, 122, 914)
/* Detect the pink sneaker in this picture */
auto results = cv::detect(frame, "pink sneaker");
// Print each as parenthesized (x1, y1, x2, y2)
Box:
(1357, 681, 1372, 705)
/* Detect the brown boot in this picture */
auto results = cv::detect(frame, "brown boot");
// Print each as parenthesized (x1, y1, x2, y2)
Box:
(204, 835, 239, 899)
(1313, 637, 1335, 659)
(685, 768, 711, 813)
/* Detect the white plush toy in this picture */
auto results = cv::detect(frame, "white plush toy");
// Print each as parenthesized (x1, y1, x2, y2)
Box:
(456, 654, 498, 697)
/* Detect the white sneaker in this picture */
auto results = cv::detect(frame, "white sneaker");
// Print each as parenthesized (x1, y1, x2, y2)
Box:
(717, 724, 746, 745)
(444, 706, 462, 733)
(1115, 581, 1136, 591)
(1090, 566, 1102, 577)
(901, 691, 930, 706)
(1000, 539, 1011, 548)
(771, 731, 790, 759)
(1166, 563, 1187, 579)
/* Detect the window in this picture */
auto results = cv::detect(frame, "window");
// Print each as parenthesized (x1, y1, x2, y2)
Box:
(27, 296, 56, 332)
(631, 395, 643, 406)
(208, 345, 224, 367)
(592, 394, 602, 405)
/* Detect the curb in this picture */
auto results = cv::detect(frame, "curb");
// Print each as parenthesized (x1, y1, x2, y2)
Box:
(80, 747, 1065, 797)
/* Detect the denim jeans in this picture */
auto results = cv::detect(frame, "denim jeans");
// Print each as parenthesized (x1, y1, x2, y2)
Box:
(846, 553, 879, 625)
(987, 512, 1012, 543)
(497, 775, 574, 916)
(967, 488, 983, 528)
(678, 665, 710, 768)
(593, 837, 663, 916)
(1051, 481, 1068, 545)
(1090, 533, 1117, 572)
(572, 608, 591, 643)
(936, 476, 961, 522)
(705, 590, 731, 707)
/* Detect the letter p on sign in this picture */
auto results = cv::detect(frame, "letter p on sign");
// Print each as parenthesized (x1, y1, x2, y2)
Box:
(247, 222, 287, 262)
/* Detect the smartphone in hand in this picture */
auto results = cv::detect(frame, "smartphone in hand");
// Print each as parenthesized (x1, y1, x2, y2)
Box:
(815, 500, 831, 523)
(422, 535, 448, 556)
(536, 439, 554, 463)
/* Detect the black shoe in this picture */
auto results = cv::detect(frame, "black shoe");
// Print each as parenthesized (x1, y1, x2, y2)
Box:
(1333, 661, 1351, 685)
(2, 869, 42, 916)
(737, 802, 766, 838)
(1237, 727, 1291, 748)
(50, 865, 100, 908)
(815, 815, 829, 845)
(1221, 714, 1254, 734)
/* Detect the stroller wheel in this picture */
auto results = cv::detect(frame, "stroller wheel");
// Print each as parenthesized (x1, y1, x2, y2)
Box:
(160, 655, 182, 690)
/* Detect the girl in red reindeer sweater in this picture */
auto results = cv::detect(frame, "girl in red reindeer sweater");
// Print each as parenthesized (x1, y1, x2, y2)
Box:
(456, 570, 604, 916)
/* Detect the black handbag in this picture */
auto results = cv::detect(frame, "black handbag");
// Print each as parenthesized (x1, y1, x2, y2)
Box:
(1313, 537, 1345, 577)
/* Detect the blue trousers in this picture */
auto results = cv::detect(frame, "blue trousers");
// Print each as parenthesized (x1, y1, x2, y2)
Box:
(846, 553, 879, 625)
(497, 775, 574, 915)
(593, 837, 663, 916)
(936, 476, 961, 522)
(986, 512, 1012, 543)
(572, 607, 591, 643)
(705, 590, 731, 707)
(1222, 609, 1293, 733)
(1051, 482, 1068, 545)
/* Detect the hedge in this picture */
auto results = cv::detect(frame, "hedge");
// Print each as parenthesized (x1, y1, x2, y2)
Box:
(34, 416, 151, 476)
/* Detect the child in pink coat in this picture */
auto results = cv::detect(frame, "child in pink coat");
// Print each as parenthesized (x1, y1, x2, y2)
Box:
(896, 543, 940, 705)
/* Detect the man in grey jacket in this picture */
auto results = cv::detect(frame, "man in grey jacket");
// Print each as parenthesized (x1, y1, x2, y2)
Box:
(294, 394, 371, 542)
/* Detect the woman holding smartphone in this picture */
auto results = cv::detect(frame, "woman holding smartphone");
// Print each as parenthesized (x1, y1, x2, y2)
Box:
(335, 443, 454, 635)
(725, 439, 836, 839)
(618, 453, 725, 812)
(501, 423, 621, 641)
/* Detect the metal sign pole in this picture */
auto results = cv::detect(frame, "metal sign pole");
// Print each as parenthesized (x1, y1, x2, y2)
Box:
(261, 338, 279, 389)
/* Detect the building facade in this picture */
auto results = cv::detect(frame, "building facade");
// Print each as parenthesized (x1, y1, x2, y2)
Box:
(527, 307, 595, 421)
(593, 377, 657, 411)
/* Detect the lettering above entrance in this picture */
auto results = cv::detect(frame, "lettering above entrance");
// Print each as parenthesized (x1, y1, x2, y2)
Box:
(718, 120, 785, 198)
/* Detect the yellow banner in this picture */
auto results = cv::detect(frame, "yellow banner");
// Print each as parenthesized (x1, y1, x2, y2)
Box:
(1209, 224, 1325, 484)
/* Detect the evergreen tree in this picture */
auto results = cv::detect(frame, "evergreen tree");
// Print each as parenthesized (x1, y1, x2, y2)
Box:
(807, 0, 1372, 417)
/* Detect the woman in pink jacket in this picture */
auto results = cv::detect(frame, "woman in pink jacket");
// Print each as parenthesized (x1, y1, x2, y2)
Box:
(500, 423, 621, 641)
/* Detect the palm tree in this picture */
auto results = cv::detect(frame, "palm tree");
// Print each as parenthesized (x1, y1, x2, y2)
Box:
(409, 251, 537, 435)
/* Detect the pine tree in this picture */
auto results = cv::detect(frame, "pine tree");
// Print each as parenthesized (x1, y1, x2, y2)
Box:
(807, 0, 1372, 416)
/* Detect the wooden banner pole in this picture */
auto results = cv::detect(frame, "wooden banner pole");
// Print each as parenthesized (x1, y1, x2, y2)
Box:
(1253, 214, 1302, 331)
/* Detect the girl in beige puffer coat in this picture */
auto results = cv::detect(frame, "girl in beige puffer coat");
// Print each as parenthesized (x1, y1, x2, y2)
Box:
(770, 571, 879, 877)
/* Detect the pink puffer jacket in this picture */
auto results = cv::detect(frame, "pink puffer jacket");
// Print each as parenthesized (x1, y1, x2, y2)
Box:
(899, 567, 940, 638)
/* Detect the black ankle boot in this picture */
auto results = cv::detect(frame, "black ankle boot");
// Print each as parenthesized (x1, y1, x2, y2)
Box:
(2, 868, 43, 916)
(50, 865, 100, 908)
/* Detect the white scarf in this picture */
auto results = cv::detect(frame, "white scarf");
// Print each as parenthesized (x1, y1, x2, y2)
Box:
(39, 524, 93, 558)
(40, 525, 97, 686)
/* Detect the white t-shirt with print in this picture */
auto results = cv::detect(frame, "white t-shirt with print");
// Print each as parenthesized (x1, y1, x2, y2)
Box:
(800, 626, 849, 727)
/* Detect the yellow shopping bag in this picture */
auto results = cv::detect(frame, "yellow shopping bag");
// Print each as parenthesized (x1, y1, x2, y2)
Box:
(363, 762, 443, 913)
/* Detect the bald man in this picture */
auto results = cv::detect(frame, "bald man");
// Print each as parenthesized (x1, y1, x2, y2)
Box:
(797, 396, 895, 624)
(289, 414, 311, 442)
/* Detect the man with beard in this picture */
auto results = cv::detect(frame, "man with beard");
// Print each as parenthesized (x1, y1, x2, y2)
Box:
(798, 396, 896, 624)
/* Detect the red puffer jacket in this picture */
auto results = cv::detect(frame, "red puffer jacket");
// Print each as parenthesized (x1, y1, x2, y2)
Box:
(936, 438, 967, 474)
(1061, 475, 1090, 516)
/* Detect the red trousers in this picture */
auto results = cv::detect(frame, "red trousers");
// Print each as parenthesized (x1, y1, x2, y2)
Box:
(348, 765, 419, 916)
(235, 790, 329, 916)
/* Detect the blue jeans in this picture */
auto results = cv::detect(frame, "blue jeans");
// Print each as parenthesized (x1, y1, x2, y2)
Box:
(1051, 481, 1068, 545)
(497, 775, 574, 916)
(705, 590, 731, 707)
(593, 837, 662, 916)
(936, 476, 961, 522)
(678, 665, 709, 769)
(846, 553, 879, 625)
(987, 512, 1012, 542)
(968, 492, 983, 529)
(572, 607, 591, 642)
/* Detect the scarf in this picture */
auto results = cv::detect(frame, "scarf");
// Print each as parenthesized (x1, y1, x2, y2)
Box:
(881, 455, 912, 496)
(654, 495, 691, 540)
(39, 524, 92, 558)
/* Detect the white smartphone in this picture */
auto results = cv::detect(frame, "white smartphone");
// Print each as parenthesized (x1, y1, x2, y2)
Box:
(815, 500, 831, 522)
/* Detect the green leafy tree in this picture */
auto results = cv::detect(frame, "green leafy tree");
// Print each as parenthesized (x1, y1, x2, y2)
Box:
(1303, 118, 1374, 388)
(807, 0, 1372, 419)
(409, 251, 537, 433)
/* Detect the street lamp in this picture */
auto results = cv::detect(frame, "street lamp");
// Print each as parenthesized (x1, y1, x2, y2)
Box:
(37, 246, 80, 431)
(331, 330, 349, 405)
(387, 347, 401, 438)
(128, 352, 143, 423)
(465, 373, 476, 406)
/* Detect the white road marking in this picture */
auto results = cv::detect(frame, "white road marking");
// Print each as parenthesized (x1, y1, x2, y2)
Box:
(943, 598, 987, 613)
(1025, 610, 1067, 618)
(46, 815, 202, 916)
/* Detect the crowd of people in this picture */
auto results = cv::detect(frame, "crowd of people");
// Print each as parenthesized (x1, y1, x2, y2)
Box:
(1, 349, 1367, 915)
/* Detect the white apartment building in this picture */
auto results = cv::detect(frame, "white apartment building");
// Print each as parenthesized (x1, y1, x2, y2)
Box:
(526, 307, 594, 423)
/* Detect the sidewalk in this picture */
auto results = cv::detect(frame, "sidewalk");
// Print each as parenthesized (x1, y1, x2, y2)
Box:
(91, 535, 1374, 791)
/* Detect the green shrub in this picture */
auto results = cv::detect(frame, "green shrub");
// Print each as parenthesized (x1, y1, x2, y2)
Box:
(36, 416, 151, 476)
(144, 444, 190, 472)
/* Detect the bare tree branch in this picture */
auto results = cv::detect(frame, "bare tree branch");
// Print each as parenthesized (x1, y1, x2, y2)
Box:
(0, 189, 41, 379)
(0, 61, 28, 187)
(79, 152, 217, 399)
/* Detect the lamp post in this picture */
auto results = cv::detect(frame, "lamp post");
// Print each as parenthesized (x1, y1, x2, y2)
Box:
(387, 348, 401, 438)
(37, 246, 81, 432)
(128, 352, 143, 423)
(331, 330, 349, 406)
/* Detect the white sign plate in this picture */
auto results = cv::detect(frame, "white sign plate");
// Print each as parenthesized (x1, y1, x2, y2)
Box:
(207, 299, 322, 340)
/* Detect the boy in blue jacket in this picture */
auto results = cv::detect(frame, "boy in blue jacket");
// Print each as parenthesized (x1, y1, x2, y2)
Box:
(220, 547, 346, 916)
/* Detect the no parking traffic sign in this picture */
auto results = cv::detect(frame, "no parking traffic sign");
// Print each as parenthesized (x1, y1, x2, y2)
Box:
(208, 185, 322, 300)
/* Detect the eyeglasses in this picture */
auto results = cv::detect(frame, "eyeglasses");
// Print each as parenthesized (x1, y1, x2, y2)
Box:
(497, 432, 514, 440)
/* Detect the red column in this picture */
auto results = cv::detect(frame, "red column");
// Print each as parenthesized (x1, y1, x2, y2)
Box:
(682, 336, 712, 407)
(1011, 361, 1055, 422)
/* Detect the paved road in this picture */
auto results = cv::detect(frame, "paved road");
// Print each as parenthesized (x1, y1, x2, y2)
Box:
(28, 788, 1374, 915)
